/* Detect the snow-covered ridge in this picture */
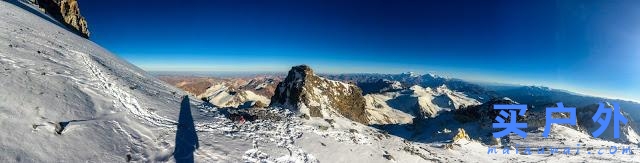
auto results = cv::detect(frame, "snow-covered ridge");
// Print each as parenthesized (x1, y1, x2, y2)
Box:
(363, 84, 481, 125)
(199, 83, 270, 108)
(157, 76, 278, 108)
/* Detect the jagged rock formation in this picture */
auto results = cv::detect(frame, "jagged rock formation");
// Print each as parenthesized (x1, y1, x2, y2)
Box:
(34, 0, 90, 38)
(452, 128, 470, 143)
(270, 65, 369, 124)
(443, 128, 471, 150)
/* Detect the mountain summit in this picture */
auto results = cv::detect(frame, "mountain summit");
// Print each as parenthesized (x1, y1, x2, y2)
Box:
(270, 65, 369, 124)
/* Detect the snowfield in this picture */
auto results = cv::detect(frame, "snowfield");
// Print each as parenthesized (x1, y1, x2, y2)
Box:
(0, 0, 188, 162)
(2, 0, 640, 162)
(198, 83, 270, 108)
(364, 84, 481, 124)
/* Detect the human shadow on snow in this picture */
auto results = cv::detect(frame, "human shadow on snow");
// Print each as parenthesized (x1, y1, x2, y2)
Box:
(174, 96, 199, 163)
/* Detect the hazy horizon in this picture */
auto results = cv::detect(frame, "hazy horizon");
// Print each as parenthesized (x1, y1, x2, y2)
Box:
(147, 67, 640, 103)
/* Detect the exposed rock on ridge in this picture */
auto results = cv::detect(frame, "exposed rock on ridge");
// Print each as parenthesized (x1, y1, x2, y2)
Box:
(34, 0, 90, 38)
(270, 65, 369, 124)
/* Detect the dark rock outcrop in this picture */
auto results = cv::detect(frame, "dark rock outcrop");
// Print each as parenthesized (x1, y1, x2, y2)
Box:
(270, 65, 369, 124)
(453, 98, 520, 129)
(575, 102, 638, 143)
(357, 79, 403, 94)
(35, 0, 90, 38)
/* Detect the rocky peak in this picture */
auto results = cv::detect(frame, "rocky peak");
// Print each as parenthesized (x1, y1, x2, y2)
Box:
(34, 0, 90, 38)
(270, 65, 369, 124)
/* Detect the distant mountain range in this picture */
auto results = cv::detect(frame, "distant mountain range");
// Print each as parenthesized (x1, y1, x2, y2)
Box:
(159, 65, 640, 145)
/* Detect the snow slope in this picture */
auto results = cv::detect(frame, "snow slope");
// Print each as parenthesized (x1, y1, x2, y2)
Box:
(410, 85, 481, 118)
(0, 1, 186, 162)
(198, 83, 270, 108)
(364, 93, 414, 125)
(364, 84, 481, 124)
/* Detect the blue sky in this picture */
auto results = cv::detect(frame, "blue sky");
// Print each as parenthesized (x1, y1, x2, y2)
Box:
(78, 0, 640, 101)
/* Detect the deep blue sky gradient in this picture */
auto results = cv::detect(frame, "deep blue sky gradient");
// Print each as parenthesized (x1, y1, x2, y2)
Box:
(78, 0, 640, 101)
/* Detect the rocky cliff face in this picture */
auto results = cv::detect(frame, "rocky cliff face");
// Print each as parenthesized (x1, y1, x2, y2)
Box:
(35, 0, 90, 38)
(270, 65, 369, 124)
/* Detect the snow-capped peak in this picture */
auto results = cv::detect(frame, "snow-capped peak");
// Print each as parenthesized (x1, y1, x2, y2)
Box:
(401, 71, 420, 77)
